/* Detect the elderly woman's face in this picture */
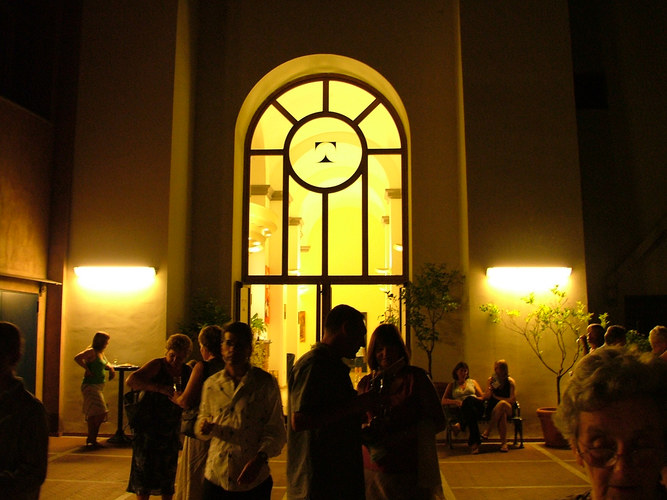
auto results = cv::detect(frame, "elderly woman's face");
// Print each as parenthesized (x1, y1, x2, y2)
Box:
(574, 396, 664, 500)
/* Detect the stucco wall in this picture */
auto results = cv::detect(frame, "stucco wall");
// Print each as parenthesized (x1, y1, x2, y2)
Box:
(61, 0, 180, 434)
(461, 1, 588, 436)
(56, 0, 588, 438)
(0, 98, 52, 279)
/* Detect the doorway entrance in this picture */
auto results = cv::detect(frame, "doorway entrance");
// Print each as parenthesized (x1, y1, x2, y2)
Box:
(240, 73, 408, 386)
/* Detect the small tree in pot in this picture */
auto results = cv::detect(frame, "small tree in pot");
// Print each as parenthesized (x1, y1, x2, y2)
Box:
(480, 286, 600, 447)
(401, 263, 464, 378)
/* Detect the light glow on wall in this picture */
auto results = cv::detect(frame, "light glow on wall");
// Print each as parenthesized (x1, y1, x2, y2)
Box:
(486, 267, 571, 292)
(74, 266, 156, 292)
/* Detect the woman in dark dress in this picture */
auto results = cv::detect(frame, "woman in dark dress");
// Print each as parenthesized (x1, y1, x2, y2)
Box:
(481, 359, 516, 453)
(126, 333, 193, 500)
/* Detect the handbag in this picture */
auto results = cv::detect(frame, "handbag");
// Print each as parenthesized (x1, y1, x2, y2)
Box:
(180, 407, 198, 438)
(123, 390, 146, 431)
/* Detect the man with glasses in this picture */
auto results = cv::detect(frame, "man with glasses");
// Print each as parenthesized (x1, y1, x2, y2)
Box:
(555, 347, 666, 499)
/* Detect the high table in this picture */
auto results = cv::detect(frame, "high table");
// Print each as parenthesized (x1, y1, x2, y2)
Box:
(107, 364, 139, 445)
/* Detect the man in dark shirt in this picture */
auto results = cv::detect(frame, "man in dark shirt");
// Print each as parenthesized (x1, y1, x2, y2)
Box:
(287, 304, 376, 500)
(0, 321, 49, 500)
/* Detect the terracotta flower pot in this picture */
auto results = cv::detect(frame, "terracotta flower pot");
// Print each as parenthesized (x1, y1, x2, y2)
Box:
(536, 407, 569, 448)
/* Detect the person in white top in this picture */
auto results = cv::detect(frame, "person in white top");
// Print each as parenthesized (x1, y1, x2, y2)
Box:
(196, 321, 286, 499)
(441, 361, 484, 454)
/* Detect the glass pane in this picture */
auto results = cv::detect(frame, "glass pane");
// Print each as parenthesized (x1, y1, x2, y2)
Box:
(249, 154, 283, 189)
(331, 283, 405, 340)
(328, 179, 362, 275)
(289, 178, 322, 276)
(331, 283, 406, 383)
(368, 154, 402, 276)
(276, 81, 322, 121)
(250, 284, 318, 404)
(358, 103, 401, 149)
(329, 80, 375, 120)
(251, 104, 292, 150)
(248, 156, 283, 276)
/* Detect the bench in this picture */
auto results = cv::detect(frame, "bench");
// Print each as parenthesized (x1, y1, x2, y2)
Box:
(432, 381, 523, 449)
(443, 400, 523, 449)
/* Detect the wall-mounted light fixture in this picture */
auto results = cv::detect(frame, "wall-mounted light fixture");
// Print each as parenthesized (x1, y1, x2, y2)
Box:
(486, 266, 571, 292)
(73, 266, 157, 292)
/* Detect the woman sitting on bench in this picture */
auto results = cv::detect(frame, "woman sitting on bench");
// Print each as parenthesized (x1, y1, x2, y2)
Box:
(441, 361, 485, 454)
(481, 359, 516, 452)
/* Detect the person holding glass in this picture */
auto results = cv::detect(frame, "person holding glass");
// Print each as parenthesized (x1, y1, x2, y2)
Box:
(74, 331, 116, 449)
(554, 347, 666, 500)
(357, 323, 446, 500)
(126, 333, 193, 500)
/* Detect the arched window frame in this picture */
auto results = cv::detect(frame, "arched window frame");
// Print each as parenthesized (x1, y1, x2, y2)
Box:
(241, 74, 409, 287)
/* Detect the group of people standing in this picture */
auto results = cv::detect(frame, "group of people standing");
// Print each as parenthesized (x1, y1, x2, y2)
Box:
(288, 305, 446, 500)
(578, 321, 667, 360)
(64, 313, 667, 500)
(121, 323, 286, 500)
(1, 310, 665, 500)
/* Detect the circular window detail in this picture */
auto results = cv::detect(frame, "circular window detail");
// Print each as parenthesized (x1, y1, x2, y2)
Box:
(289, 116, 363, 191)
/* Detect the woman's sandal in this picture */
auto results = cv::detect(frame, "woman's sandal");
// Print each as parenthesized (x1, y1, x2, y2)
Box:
(499, 443, 509, 452)
(471, 444, 480, 455)
(481, 431, 489, 441)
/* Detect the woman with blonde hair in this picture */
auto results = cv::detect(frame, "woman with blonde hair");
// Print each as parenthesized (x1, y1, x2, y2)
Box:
(74, 331, 116, 449)
(126, 333, 193, 500)
(481, 359, 516, 453)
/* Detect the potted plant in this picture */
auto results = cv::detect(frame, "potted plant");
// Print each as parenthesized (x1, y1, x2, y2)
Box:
(480, 286, 597, 447)
(178, 291, 231, 361)
(401, 263, 464, 378)
(250, 313, 271, 370)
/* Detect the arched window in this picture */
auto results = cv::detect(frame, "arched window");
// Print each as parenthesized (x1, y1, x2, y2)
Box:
(241, 73, 408, 375)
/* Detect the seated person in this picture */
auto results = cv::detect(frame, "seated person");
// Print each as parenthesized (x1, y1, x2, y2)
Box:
(441, 361, 485, 454)
(554, 347, 666, 500)
(481, 359, 516, 453)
